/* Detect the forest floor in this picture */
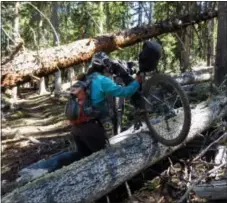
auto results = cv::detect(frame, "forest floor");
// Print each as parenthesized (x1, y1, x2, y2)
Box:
(1, 90, 71, 183)
(1, 89, 226, 203)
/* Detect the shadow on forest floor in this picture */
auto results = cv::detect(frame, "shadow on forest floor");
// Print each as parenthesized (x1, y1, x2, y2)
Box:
(1, 90, 71, 183)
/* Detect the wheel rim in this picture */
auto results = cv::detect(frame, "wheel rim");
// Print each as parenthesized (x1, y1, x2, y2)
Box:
(144, 81, 186, 141)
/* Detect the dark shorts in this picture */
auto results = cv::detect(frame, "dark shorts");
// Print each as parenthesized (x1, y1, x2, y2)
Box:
(71, 120, 109, 157)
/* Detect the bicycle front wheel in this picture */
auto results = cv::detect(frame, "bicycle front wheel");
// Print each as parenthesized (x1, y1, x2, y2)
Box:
(142, 73, 191, 146)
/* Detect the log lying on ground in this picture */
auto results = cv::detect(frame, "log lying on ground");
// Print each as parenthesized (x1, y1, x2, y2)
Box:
(1, 11, 217, 88)
(57, 67, 214, 100)
(193, 144, 227, 200)
(183, 82, 214, 102)
(174, 67, 214, 85)
(193, 180, 227, 200)
(146, 66, 213, 85)
(2, 95, 227, 203)
(61, 67, 214, 92)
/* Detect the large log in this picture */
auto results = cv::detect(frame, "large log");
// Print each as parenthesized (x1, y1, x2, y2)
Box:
(63, 67, 214, 92)
(174, 67, 213, 85)
(1, 11, 217, 88)
(193, 180, 227, 200)
(2, 95, 227, 203)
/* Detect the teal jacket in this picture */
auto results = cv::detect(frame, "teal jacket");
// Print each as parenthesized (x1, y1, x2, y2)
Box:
(89, 72, 139, 118)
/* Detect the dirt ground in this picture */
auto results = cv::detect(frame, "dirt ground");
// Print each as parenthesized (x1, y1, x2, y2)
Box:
(1, 90, 71, 185)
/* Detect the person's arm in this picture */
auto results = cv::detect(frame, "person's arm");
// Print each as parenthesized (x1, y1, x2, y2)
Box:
(101, 76, 140, 98)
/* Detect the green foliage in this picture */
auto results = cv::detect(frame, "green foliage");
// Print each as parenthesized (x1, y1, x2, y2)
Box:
(1, 1, 218, 73)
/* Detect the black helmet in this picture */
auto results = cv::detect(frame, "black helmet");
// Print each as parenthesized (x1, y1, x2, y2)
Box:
(91, 52, 111, 72)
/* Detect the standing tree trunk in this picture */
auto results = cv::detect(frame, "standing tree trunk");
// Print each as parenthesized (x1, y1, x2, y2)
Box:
(183, 27, 191, 71)
(206, 2, 215, 67)
(13, 2, 20, 40)
(99, 2, 105, 34)
(137, 2, 143, 26)
(105, 3, 110, 32)
(39, 77, 48, 95)
(54, 70, 62, 94)
(175, 3, 190, 73)
(11, 1, 20, 107)
(148, 2, 153, 24)
(51, 2, 62, 95)
(207, 18, 215, 66)
(67, 67, 75, 88)
(39, 75, 47, 94)
(34, 4, 47, 95)
(214, 2, 227, 86)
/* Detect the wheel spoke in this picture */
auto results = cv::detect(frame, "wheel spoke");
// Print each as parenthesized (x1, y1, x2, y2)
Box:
(144, 82, 185, 141)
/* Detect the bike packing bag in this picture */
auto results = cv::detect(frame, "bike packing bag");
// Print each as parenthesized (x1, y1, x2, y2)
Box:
(139, 41, 161, 72)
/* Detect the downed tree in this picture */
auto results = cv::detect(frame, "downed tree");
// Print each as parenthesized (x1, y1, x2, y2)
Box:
(192, 144, 227, 201)
(193, 180, 227, 200)
(2, 95, 227, 203)
(60, 66, 214, 92)
(1, 11, 217, 88)
(174, 67, 214, 85)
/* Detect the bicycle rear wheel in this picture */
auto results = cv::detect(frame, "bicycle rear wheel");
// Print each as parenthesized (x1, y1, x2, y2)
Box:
(142, 73, 191, 146)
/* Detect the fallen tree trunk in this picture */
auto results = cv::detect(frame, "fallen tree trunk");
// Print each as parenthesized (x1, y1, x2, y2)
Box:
(193, 145, 227, 200)
(183, 82, 214, 102)
(1, 11, 217, 88)
(2, 95, 227, 203)
(193, 180, 227, 200)
(62, 67, 214, 92)
(174, 67, 213, 85)
(145, 66, 214, 85)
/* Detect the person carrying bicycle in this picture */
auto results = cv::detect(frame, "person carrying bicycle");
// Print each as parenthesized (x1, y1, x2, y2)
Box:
(68, 52, 143, 160)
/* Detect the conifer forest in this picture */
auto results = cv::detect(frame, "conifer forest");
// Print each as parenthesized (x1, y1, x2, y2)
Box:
(1, 2, 227, 203)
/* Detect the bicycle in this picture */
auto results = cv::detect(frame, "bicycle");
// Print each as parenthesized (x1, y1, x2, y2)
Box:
(109, 42, 191, 147)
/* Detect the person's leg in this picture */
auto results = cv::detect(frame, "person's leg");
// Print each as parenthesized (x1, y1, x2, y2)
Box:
(79, 121, 109, 153)
(71, 125, 93, 157)
(74, 135, 93, 157)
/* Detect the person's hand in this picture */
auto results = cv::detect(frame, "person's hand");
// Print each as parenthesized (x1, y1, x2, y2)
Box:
(136, 74, 142, 83)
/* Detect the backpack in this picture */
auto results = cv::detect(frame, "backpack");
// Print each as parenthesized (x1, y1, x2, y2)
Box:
(139, 41, 162, 72)
(64, 75, 101, 122)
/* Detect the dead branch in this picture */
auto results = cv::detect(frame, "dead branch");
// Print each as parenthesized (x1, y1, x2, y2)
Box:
(1, 41, 24, 66)
(177, 162, 226, 203)
(192, 132, 227, 162)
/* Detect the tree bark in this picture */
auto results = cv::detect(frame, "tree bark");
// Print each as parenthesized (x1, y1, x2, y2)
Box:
(214, 2, 227, 86)
(2, 95, 227, 203)
(207, 18, 214, 66)
(38, 77, 48, 95)
(8, 2, 21, 103)
(51, 2, 62, 96)
(13, 2, 20, 41)
(1, 11, 218, 88)
(54, 70, 62, 95)
(193, 180, 227, 200)
(67, 67, 75, 88)
(174, 67, 213, 85)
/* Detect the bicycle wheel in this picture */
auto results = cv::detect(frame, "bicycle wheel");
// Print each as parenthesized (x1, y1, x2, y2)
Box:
(142, 73, 191, 146)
